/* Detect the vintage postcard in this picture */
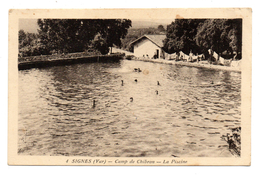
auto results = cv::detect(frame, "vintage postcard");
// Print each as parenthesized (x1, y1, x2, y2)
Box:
(8, 8, 251, 165)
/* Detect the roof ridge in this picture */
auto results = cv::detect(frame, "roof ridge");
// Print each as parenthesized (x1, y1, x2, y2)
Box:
(130, 34, 166, 48)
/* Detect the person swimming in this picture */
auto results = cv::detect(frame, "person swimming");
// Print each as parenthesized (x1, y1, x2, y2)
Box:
(92, 100, 96, 108)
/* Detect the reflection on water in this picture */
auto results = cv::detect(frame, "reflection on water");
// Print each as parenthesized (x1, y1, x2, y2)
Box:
(18, 60, 241, 157)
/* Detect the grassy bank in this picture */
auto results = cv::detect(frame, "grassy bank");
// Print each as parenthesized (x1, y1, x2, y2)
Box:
(133, 58, 241, 72)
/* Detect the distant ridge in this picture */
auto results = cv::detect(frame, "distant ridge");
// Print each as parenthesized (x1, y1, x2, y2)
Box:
(131, 20, 171, 29)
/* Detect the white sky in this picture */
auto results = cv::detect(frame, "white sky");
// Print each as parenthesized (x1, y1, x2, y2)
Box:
(19, 19, 39, 33)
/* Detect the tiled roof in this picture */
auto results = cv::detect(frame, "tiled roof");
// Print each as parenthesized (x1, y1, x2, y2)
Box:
(130, 35, 166, 48)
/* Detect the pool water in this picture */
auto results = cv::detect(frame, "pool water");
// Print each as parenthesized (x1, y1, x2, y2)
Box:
(18, 60, 241, 157)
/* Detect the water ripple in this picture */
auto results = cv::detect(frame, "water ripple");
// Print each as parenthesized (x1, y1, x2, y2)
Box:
(18, 60, 241, 157)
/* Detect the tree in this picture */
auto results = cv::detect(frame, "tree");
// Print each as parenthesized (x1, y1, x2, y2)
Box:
(195, 19, 229, 54)
(227, 19, 242, 59)
(157, 25, 165, 32)
(37, 19, 132, 55)
(163, 19, 242, 60)
(163, 19, 205, 54)
(97, 19, 132, 53)
(19, 29, 48, 57)
(91, 33, 109, 55)
(195, 19, 242, 58)
(19, 30, 26, 46)
(37, 19, 86, 54)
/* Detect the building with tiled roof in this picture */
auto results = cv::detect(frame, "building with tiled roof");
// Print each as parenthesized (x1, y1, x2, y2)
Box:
(130, 35, 166, 59)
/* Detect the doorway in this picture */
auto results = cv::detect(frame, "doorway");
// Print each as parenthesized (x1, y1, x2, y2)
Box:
(156, 49, 159, 58)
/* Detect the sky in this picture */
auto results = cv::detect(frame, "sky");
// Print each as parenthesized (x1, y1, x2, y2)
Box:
(19, 19, 39, 33)
(19, 18, 175, 33)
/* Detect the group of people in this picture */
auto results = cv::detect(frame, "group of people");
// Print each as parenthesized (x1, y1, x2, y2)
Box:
(208, 49, 233, 66)
(142, 54, 150, 59)
(165, 49, 238, 67)
(166, 50, 205, 62)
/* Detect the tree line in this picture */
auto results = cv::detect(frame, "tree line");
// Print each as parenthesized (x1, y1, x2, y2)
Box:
(19, 19, 132, 57)
(163, 19, 242, 59)
(19, 19, 241, 60)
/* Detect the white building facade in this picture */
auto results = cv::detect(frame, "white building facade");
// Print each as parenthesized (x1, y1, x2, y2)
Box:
(130, 35, 166, 59)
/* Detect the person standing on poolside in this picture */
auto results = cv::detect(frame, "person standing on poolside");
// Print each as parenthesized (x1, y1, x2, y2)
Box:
(189, 50, 193, 62)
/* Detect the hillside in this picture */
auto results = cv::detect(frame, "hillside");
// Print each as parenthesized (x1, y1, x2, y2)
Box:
(131, 20, 168, 29)
(121, 27, 166, 51)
